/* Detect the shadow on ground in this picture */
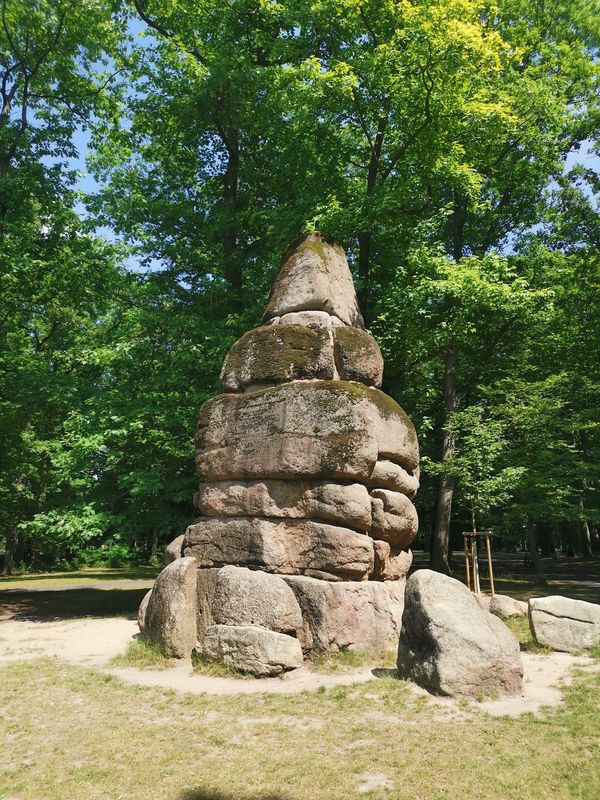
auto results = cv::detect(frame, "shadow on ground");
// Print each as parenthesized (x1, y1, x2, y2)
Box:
(180, 791, 291, 800)
(0, 587, 148, 622)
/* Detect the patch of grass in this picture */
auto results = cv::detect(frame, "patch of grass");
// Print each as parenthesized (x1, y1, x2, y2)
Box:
(0, 566, 159, 591)
(111, 638, 173, 669)
(1, 657, 599, 800)
(312, 647, 396, 674)
(504, 615, 551, 653)
(589, 643, 600, 661)
(192, 652, 254, 679)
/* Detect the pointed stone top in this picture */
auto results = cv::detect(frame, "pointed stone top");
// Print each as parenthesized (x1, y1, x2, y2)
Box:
(262, 232, 365, 329)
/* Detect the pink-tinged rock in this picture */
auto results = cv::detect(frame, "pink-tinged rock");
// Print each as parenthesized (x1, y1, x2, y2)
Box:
(184, 517, 374, 581)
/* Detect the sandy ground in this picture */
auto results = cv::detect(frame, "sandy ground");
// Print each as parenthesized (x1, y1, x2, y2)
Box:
(0, 616, 596, 713)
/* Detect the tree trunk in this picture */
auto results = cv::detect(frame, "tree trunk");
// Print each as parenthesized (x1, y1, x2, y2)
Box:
(431, 337, 459, 574)
(222, 124, 241, 292)
(357, 114, 387, 324)
(150, 528, 159, 561)
(527, 515, 545, 583)
(580, 500, 592, 558)
(2, 522, 17, 576)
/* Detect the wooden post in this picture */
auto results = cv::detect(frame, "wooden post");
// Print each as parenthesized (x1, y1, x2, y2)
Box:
(485, 534, 495, 596)
(464, 534, 471, 592)
(472, 538, 480, 593)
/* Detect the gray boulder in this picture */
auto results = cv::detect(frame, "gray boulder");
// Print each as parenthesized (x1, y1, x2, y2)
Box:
(184, 517, 374, 581)
(529, 595, 600, 652)
(202, 624, 303, 677)
(164, 534, 184, 565)
(145, 557, 198, 658)
(490, 594, 527, 619)
(397, 570, 523, 698)
(283, 575, 405, 655)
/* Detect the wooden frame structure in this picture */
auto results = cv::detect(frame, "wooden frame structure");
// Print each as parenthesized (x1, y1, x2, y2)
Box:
(462, 530, 495, 595)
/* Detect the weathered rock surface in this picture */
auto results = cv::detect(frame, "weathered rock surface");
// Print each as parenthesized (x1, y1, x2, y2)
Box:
(195, 381, 418, 484)
(278, 310, 334, 329)
(195, 479, 371, 531)
(370, 488, 419, 548)
(184, 517, 374, 581)
(145, 557, 198, 658)
(372, 542, 412, 582)
(164, 534, 184, 565)
(220, 324, 334, 391)
(367, 460, 419, 498)
(263, 233, 365, 328)
(202, 624, 304, 676)
(210, 566, 303, 635)
(397, 570, 523, 698)
(529, 596, 600, 652)
(490, 594, 527, 619)
(333, 325, 383, 387)
(137, 589, 152, 632)
(283, 575, 405, 654)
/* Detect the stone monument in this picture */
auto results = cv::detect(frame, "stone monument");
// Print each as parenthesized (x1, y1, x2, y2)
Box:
(140, 232, 420, 675)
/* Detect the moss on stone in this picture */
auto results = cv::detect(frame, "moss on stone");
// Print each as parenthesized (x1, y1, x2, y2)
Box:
(333, 326, 383, 386)
(221, 324, 333, 389)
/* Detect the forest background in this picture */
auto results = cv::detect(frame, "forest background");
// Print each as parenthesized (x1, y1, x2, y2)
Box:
(1, 0, 599, 577)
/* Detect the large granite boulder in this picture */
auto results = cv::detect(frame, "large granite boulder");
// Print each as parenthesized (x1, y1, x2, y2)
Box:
(529, 596, 600, 652)
(144, 557, 198, 658)
(397, 570, 523, 698)
(140, 233, 420, 675)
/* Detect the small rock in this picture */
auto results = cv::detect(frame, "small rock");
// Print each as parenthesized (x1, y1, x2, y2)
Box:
(137, 589, 152, 632)
(529, 595, 600, 652)
(397, 569, 523, 698)
(164, 534, 184, 565)
(490, 594, 527, 618)
(202, 624, 303, 676)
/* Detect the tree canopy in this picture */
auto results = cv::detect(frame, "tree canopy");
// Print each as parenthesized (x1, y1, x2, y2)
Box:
(1, 0, 599, 573)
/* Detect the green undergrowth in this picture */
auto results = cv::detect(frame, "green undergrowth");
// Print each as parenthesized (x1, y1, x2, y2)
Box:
(192, 653, 254, 679)
(110, 638, 173, 669)
(504, 615, 551, 653)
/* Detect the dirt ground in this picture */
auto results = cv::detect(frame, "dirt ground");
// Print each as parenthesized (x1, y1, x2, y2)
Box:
(0, 612, 596, 716)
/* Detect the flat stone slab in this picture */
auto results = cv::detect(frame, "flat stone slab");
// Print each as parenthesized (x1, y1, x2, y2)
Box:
(529, 595, 600, 652)
(202, 624, 304, 677)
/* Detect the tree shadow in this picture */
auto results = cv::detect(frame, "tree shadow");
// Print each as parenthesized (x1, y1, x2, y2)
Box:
(180, 791, 291, 800)
(371, 667, 398, 679)
(0, 587, 147, 622)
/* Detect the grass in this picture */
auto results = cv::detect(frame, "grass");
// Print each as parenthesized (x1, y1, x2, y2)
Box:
(0, 566, 160, 591)
(503, 615, 551, 653)
(192, 653, 254, 679)
(111, 638, 174, 670)
(312, 647, 396, 674)
(0, 656, 599, 800)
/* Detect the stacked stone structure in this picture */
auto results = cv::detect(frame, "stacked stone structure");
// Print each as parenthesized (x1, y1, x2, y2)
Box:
(141, 233, 420, 675)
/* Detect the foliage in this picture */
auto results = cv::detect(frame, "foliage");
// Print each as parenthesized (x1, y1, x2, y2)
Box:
(1, 0, 599, 572)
